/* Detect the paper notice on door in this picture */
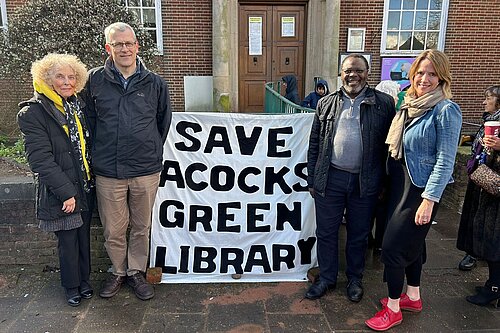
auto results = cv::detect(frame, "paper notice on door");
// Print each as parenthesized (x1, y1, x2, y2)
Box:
(281, 17, 295, 37)
(249, 17, 262, 55)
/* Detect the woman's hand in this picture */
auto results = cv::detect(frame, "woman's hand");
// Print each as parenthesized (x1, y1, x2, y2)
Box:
(415, 198, 434, 225)
(483, 135, 500, 151)
(62, 197, 76, 214)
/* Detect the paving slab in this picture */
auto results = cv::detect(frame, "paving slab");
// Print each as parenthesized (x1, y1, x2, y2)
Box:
(1, 206, 500, 333)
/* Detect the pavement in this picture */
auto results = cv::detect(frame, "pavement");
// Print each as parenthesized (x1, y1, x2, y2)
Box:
(1, 205, 499, 333)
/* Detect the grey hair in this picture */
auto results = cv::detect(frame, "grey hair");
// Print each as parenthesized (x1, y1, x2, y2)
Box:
(104, 22, 136, 43)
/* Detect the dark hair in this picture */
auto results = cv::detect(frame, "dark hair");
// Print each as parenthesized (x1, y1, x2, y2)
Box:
(342, 53, 369, 71)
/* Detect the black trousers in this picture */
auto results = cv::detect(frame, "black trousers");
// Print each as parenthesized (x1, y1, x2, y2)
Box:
(54, 191, 95, 289)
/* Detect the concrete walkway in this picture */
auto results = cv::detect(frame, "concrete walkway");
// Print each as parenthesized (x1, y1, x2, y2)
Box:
(1, 206, 499, 333)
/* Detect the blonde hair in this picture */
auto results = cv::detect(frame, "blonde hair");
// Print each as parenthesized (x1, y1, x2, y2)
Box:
(31, 53, 88, 93)
(407, 49, 452, 99)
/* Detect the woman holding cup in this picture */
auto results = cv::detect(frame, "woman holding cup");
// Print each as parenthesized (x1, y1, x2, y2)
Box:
(457, 85, 500, 307)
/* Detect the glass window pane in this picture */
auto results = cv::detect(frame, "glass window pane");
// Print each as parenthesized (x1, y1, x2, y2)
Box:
(428, 11, 440, 30)
(399, 32, 412, 50)
(402, 0, 415, 10)
(426, 32, 439, 49)
(415, 11, 427, 29)
(147, 30, 157, 44)
(128, 0, 140, 6)
(414, 32, 425, 50)
(416, 0, 429, 9)
(388, 11, 401, 30)
(129, 8, 141, 23)
(386, 32, 399, 50)
(143, 0, 155, 7)
(401, 11, 414, 30)
(389, 0, 402, 10)
(430, 0, 442, 10)
(143, 9, 156, 28)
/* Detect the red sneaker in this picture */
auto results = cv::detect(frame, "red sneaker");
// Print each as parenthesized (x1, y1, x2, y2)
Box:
(380, 293, 422, 312)
(365, 306, 403, 331)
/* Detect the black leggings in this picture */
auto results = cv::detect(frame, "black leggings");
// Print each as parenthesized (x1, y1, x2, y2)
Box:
(385, 255, 423, 299)
(488, 261, 500, 286)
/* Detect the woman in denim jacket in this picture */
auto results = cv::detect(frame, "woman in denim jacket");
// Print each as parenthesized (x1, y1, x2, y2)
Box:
(365, 50, 462, 331)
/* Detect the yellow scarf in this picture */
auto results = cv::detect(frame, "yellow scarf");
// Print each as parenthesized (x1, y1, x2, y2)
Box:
(33, 80, 91, 180)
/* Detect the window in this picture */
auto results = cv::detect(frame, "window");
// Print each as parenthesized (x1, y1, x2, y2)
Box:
(122, 0, 163, 53)
(380, 0, 449, 55)
(0, 0, 7, 31)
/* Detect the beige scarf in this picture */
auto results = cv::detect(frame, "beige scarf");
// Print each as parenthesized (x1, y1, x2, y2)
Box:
(386, 87, 446, 160)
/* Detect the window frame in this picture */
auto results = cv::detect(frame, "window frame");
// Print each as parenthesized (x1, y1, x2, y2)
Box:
(122, 0, 163, 54)
(380, 0, 450, 56)
(0, 0, 7, 31)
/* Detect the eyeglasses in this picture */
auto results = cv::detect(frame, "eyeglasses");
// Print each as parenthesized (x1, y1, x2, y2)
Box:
(109, 41, 136, 49)
(342, 69, 366, 75)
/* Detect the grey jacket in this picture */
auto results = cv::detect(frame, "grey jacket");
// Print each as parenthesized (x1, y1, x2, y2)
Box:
(307, 86, 396, 197)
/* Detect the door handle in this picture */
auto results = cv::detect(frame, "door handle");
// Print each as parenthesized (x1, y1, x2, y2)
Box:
(253, 57, 258, 65)
(285, 57, 290, 65)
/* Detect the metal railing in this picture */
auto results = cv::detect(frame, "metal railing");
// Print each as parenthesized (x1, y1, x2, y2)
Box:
(264, 81, 315, 114)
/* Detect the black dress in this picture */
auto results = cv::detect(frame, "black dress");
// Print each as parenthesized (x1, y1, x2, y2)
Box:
(381, 157, 440, 268)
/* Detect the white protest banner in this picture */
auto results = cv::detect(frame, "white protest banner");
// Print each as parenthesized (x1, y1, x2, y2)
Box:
(150, 112, 317, 283)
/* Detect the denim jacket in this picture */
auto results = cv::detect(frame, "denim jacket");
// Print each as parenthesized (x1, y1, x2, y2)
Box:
(403, 99, 462, 202)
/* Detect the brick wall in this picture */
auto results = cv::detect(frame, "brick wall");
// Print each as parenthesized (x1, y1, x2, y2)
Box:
(0, 197, 111, 271)
(339, 0, 500, 134)
(160, 0, 213, 111)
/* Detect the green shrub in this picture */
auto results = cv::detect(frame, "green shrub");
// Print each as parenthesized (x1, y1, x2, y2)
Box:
(0, 136, 27, 164)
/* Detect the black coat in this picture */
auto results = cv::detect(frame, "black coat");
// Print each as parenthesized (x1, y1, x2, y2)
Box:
(81, 58, 172, 179)
(307, 87, 396, 198)
(17, 94, 89, 220)
(457, 150, 500, 262)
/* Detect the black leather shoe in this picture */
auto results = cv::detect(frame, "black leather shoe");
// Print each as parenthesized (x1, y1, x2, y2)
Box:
(347, 280, 364, 302)
(80, 281, 94, 299)
(459, 254, 477, 271)
(466, 285, 500, 307)
(99, 274, 125, 298)
(305, 280, 336, 300)
(66, 288, 81, 307)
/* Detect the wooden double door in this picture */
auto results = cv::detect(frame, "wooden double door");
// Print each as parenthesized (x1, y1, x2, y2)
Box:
(238, 4, 305, 112)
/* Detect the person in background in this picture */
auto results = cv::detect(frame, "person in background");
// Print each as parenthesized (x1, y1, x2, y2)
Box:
(369, 80, 401, 252)
(301, 79, 329, 109)
(82, 22, 172, 301)
(456, 85, 500, 307)
(281, 75, 300, 104)
(306, 54, 396, 303)
(18, 53, 95, 307)
(365, 49, 462, 331)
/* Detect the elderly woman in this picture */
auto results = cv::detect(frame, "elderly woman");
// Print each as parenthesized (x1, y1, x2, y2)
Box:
(17, 53, 94, 307)
(365, 50, 462, 331)
(457, 85, 500, 307)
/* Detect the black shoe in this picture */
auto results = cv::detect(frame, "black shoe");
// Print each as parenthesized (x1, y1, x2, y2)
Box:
(66, 287, 81, 307)
(305, 280, 336, 300)
(99, 274, 125, 298)
(127, 272, 155, 300)
(80, 281, 94, 299)
(466, 285, 500, 307)
(459, 254, 477, 271)
(347, 280, 364, 302)
(475, 280, 493, 293)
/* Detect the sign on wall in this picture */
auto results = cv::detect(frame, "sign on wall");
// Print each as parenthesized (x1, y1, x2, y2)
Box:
(381, 57, 416, 90)
(249, 16, 263, 55)
(151, 112, 317, 283)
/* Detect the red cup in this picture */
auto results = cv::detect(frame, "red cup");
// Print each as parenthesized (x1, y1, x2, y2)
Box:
(484, 121, 500, 136)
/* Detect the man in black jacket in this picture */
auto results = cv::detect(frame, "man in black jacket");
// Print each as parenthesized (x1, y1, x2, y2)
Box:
(306, 54, 396, 302)
(82, 22, 172, 301)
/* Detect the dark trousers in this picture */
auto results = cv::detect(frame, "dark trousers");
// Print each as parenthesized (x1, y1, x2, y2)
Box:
(54, 191, 95, 289)
(314, 166, 378, 284)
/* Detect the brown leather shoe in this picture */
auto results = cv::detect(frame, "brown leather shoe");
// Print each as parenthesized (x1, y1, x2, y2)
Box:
(99, 274, 125, 298)
(127, 272, 154, 300)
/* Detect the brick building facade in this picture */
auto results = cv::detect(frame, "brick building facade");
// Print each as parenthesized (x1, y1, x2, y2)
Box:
(1, 0, 499, 135)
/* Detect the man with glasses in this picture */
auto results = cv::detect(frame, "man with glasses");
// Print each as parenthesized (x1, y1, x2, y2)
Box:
(306, 54, 395, 302)
(82, 22, 172, 301)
